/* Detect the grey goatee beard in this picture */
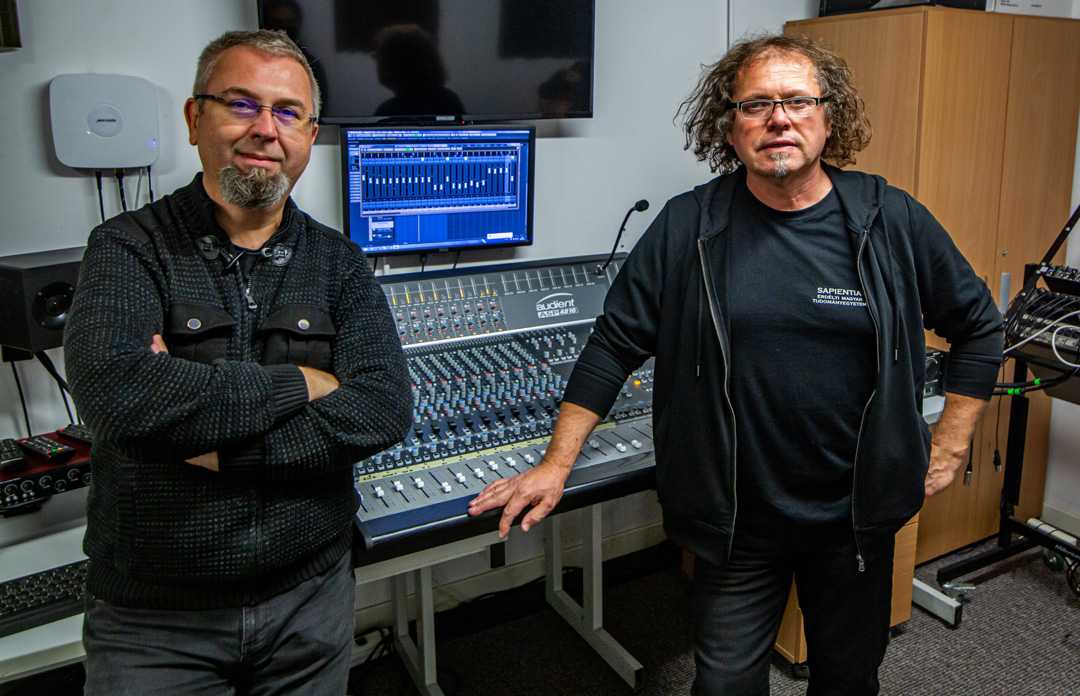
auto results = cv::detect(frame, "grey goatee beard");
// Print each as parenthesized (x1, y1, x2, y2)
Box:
(769, 152, 790, 179)
(218, 165, 291, 209)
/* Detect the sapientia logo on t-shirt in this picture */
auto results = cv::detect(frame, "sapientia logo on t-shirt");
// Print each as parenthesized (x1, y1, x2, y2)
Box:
(813, 287, 867, 308)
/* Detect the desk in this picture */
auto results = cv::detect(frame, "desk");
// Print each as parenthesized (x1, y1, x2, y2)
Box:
(355, 503, 641, 695)
(0, 525, 86, 683)
(0, 504, 641, 694)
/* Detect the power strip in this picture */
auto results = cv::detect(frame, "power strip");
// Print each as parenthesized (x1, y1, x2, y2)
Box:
(350, 627, 388, 666)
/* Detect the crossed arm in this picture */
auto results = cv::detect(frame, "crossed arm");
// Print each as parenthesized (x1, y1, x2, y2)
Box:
(65, 227, 412, 478)
(149, 333, 341, 472)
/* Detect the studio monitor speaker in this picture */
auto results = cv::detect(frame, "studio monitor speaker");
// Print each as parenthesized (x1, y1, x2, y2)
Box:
(0, 247, 85, 352)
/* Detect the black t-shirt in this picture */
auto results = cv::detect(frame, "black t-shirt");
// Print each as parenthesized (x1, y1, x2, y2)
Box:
(232, 244, 261, 275)
(727, 183, 875, 524)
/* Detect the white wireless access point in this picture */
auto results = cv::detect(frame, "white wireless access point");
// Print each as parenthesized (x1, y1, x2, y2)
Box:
(49, 73, 160, 169)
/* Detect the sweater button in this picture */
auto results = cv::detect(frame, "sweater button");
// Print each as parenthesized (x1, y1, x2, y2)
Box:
(186, 318, 202, 330)
(297, 318, 310, 331)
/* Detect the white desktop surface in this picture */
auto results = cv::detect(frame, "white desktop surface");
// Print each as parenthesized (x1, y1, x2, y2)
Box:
(0, 525, 87, 682)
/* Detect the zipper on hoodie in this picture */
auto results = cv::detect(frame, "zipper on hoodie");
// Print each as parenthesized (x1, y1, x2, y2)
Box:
(697, 238, 739, 561)
(851, 222, 881, 573)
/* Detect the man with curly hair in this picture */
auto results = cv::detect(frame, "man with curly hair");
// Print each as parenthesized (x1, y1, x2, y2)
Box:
(470, 34, 1002, 694)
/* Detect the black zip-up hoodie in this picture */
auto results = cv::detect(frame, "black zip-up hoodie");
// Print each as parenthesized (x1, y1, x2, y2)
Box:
(563, 165, 1003, 567)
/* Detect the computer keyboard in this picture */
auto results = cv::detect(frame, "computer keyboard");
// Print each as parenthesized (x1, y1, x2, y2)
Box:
(0, 560, 88, 638)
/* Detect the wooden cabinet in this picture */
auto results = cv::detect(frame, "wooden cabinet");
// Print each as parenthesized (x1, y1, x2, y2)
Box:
(785, 8, 1080, 564)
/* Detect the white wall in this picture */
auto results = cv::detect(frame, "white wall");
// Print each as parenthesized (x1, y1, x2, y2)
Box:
(731, 0, 818, 39)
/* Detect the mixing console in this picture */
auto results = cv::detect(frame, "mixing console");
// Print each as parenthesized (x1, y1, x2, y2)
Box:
(355, 255, 656, 556)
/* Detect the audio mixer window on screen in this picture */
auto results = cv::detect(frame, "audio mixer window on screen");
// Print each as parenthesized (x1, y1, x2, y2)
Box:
(342, 127, 535, 256)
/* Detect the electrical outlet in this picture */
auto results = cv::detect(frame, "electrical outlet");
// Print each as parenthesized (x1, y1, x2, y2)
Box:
(350, 628, 386, 666)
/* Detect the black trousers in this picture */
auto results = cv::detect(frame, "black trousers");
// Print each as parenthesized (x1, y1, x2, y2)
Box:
(690, 516, 895, 696)
(83, 551, 355, 696)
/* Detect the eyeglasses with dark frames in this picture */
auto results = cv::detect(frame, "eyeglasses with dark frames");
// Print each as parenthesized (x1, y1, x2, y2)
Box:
(193, 93, 317, 128)
(726, 95, 830, 120)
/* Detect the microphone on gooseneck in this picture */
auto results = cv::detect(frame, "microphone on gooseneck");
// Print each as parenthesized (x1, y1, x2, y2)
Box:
(596, 199, 650, 276)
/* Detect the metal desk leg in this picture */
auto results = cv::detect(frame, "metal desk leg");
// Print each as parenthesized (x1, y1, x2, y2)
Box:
(545, 505, 644, 690)
(911, 578, 963, 629)
(391, 569, 444, 696)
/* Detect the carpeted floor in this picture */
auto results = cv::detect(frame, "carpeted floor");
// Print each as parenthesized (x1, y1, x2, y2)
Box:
(347, 541, 1079, 696)
(5, 540, 1077, 695)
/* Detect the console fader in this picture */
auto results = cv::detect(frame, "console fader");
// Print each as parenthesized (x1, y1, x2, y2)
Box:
(354, 255, 656, 555)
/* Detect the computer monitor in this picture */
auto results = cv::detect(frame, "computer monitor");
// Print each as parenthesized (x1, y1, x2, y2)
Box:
(340, 125, 535, 256)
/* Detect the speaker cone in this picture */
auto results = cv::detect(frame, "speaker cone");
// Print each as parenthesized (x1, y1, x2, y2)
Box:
(33, 282, 75, 330)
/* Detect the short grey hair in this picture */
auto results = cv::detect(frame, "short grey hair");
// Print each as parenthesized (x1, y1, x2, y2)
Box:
(193, 29, 321, 118)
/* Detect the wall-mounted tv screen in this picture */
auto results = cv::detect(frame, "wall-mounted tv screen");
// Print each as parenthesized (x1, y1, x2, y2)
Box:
(258, 0, 595, 123)
(341, 125, 534, 256)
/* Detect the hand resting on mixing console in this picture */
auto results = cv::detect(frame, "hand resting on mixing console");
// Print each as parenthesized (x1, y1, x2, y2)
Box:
(149, 332, 341, 473)
(468, 402, 601, 537)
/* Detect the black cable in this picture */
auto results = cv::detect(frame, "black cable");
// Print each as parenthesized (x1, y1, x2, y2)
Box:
(147, 164, 155, 202)
(116, 169, 128, 211)
(133, 167, 143, 208)
(35, 348, 78, 422)
(95, 170, 106, 223)
(1036, 202, 1080, 269)
(452, 250, 461, 270)
(371, 255, 378, 274)
(10, 362, 31, 437)
(991, 368, 1079, 396)
(993, 391, 1003, 446)
(57, 383, 74, 424)
(34, 351, 71, 393)
(420, 253, 428, 273)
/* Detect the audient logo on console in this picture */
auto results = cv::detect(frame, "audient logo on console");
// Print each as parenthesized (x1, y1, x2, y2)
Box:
(536, 293, 578, 319)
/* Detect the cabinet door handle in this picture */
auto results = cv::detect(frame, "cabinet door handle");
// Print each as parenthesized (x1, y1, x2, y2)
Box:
(999, 272, 1011, 314)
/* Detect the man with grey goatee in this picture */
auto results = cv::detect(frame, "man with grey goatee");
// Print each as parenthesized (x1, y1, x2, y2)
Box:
(65, 29, 411, 694)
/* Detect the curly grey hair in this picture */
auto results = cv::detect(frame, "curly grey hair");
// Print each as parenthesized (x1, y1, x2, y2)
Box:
(677, 33, 871, 173)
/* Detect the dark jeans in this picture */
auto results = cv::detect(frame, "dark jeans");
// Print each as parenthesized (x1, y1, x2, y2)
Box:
(83, 552, 355, 696)
(690, 516, 895, 696)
